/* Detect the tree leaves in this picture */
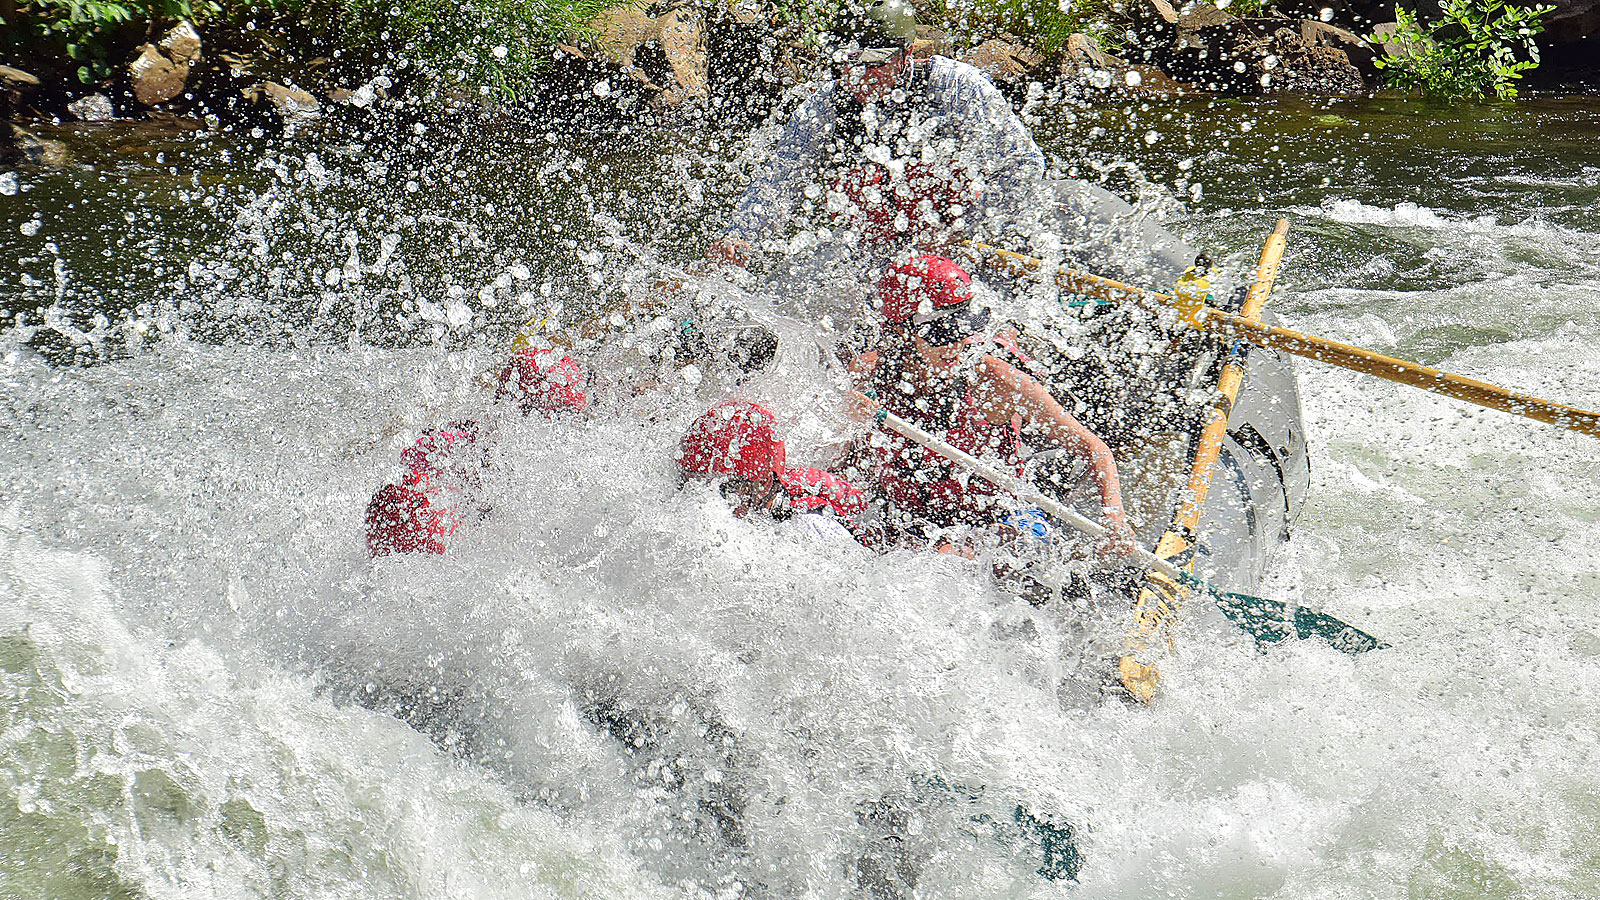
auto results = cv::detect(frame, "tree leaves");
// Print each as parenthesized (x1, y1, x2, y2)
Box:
(1369, 0, 1552, 100)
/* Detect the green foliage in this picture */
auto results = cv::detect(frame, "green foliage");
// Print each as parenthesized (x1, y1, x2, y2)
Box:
(766, 0, 847, 56)
(1370, 0, 1552, 100)
(209, 0, 626, 100)
(10, 0, 631, 99)
(1213, 0, 1271, 16)
(769, 0, 1122, 60)
(17, 0, 220, 82)
(975, 0, 1117, 55)
(352, 0, 626, 101)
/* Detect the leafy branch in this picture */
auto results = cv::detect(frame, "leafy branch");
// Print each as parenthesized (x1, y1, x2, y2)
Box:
(1370, 0, 1552, 100)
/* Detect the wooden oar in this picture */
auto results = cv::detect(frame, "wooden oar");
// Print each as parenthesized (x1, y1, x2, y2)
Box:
(961, 239, 1600, 439)
(1114, 220, 1291, 702)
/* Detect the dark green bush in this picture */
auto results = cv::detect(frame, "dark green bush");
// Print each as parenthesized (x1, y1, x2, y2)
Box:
(4, 0, 629, 98)
(921, 0, 1119, 56)
(1371, 0, 1552, 100)
(11, 0, 221, 82)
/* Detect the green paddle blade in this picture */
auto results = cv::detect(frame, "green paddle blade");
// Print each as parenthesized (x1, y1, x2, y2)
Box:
(1012, 804, 1082, 882)
(1192, 577, 1388, 654)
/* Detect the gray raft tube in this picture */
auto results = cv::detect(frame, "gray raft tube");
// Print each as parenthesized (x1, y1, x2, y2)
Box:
(1042, 178, 1196, 289)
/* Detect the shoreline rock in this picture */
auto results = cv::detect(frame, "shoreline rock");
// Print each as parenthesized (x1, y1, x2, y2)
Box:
(128, 21, 204, 107)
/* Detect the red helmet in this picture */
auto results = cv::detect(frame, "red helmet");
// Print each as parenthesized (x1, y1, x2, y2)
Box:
(678, 400, 787, 482)
(494, 348, 588, 414)
(876, 254, 974, 325)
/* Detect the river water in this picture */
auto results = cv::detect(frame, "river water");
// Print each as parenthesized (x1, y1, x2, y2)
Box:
(3, 93, 1599, 899)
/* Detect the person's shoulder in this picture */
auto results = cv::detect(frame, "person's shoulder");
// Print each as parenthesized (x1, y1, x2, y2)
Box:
(978, 349, 1031, 387)
(777, 79, 838, 122)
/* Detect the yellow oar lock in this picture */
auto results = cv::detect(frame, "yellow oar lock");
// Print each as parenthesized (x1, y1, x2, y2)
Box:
(509, 316, 553, 352)
(1171, 265, 1213, 331)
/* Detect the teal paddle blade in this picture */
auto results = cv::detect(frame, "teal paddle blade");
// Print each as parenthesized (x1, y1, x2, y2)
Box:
(1195, 578, 1387, 654)
(913, 774, 1082, 882)
(1013, 805, 1082, 882)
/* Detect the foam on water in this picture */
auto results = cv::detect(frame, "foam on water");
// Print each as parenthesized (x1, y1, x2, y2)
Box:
(6, 257, 1600, 897)
(0, 513, 677, 900)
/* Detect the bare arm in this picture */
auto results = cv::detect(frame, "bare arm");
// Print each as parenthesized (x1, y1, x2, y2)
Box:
(975, 355, 1133, 557)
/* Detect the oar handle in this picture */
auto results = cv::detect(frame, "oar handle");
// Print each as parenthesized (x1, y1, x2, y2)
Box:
(861, 398, 1182, 580)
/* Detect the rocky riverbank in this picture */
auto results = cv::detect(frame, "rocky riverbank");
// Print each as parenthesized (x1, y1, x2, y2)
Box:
(4, 0, 1599, 163)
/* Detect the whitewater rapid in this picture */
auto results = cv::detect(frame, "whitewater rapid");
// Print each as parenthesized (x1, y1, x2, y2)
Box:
(5, 104, 1600, 898)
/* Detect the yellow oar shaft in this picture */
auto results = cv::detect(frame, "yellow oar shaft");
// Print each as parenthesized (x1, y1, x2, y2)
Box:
(1172, 219, 1288, 531)
(963, 239, 1600, 440)
(1117, 220, 1289, 703)
(1212, 314, 1600, 438)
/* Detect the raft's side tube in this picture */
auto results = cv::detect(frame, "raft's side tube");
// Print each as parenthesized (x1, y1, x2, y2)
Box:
(1045, 179, 1193, 287)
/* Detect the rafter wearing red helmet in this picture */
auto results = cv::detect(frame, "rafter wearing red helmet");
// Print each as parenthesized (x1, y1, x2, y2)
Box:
(849, 253, 1135, 561)
(678, 400, 866, 530)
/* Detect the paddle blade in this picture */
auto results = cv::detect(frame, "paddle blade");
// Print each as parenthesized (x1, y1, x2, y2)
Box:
(1210, 588, 1387, 655)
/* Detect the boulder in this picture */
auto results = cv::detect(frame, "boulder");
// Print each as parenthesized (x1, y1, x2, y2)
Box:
(327, 75, 392, 108)
(1165, 17, 1365, 94)
(591, 6, 658, 69)
(913, 25, 955, 58)
(129, 44, 186, 106)
(654, 7, 709, 106)
(703, 3, 787, 119)
(2, 123, 70, 167)
(1130, 0, 1181, 29)
(963, 38, 1045, 83)
(0, 65, 41, 95)
(1064, 32, 1120, 70)
(0, 65, 41, 120)
(1299, 19, 1378, 77)
(1171, 3, 1240, 56)
(67, 93, 116, 121)
(128, 20, 203, 107)
(586, 3, 708, 107)
(1060, 32, 1188, 94)
(1178, 2, 1239, 30)
(1367, 20, 1407, 58)
(160, 20, 203, 66)
(1543, 0, 1600, 50)
(243, 82, 321, 119)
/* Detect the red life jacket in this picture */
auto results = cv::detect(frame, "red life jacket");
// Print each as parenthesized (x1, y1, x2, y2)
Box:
(365, 421, 487, 557)
(828, 161, 976, 248)
(493, 348, 588, 415)
(869, 363, 1025, 529)
(365, 484, 459, 556)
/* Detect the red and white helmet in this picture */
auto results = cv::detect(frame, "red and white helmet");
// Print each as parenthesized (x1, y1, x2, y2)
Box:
(876, 254, 975, 325)
(677, 400, 787, 482)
